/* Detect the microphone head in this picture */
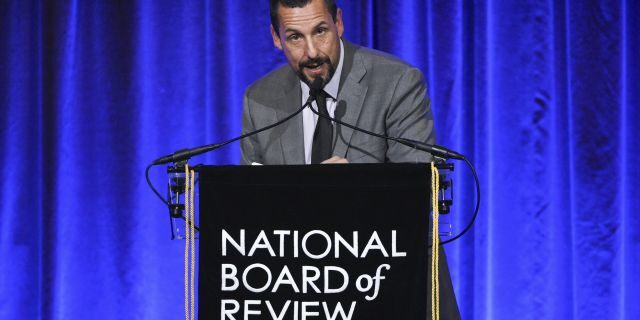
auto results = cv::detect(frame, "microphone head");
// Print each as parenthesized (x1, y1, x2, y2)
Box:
(309, 77, 324, 97)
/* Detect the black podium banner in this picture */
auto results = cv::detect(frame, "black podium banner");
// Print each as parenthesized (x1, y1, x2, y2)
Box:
(199, 164, 435, 320)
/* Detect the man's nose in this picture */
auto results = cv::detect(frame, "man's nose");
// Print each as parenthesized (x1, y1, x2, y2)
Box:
(305, 38, 319, 59)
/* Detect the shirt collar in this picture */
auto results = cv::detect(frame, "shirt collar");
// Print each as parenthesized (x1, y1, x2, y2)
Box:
(301, 39, 344, 100)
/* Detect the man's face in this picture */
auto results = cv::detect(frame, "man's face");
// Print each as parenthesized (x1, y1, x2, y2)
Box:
(271, 0, 344, 86)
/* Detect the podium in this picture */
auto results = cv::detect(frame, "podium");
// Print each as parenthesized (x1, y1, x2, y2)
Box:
(196, 163, 459, 319)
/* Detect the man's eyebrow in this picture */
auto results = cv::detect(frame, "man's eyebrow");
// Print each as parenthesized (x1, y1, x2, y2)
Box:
(313, 21, 329, 28)
(284, 21, 329, 34)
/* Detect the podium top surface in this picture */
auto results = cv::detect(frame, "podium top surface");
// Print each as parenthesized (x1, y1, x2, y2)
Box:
(196, 163, 434, 188)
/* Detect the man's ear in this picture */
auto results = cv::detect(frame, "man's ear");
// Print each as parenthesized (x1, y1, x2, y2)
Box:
(271, 25, 283, 50)
(336, 8, 344, 38)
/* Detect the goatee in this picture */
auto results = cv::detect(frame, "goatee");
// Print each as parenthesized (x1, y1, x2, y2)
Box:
(298, 57, 336, 88)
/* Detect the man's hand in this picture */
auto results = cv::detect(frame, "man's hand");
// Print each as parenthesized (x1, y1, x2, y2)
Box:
(321, 156, 349, 164)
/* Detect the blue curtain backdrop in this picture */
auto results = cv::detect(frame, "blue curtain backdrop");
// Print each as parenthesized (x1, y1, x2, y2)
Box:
(1, 0, 638, 319)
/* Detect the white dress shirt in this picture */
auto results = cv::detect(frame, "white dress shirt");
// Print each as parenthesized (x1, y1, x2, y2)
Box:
(300, 40, 345, 164)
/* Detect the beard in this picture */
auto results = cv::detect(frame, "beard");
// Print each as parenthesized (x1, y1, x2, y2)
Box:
(297, 56, 336, 88)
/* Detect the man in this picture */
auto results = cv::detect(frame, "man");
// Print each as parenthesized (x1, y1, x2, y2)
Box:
(241, 1, 460, 318)
(241, 0, 436, 165)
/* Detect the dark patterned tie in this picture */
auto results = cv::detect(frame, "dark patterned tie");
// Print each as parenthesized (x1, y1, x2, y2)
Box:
(311, 91, 333, 163)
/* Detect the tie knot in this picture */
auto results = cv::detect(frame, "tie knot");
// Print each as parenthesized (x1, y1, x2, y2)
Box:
(315, 90, 328, 114)
(317, 90, 336, 105)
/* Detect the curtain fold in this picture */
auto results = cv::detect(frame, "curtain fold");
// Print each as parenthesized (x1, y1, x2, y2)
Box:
(1, 1, 638, 319)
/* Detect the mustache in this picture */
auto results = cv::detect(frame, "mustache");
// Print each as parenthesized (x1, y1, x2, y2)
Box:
(299, 57, 331, 69)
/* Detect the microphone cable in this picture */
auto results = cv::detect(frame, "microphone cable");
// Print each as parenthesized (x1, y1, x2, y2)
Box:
(307, 104, 480, 247)
(145, 79, 325, 231)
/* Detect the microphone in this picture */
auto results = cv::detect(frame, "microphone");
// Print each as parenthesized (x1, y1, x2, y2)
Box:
(308, 77, 324, 98)
(394, 138, 465, 160)
(151, 77, 325, 165)
(307, 101, 465, 160)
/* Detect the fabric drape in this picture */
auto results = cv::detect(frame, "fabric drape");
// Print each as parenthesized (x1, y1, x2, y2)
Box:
(1, 0, 638, 319)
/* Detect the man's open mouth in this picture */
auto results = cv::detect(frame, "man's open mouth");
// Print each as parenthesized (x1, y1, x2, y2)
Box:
(306, 62, 324, 70)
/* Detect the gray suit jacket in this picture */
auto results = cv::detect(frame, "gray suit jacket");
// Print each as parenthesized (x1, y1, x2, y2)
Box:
(241, 40, 436, 165)
(239, 40, 460, 319)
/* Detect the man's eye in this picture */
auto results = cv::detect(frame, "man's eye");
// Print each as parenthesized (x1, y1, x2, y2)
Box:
(316, 28, 327, 35)
(288, 34, 301, 41)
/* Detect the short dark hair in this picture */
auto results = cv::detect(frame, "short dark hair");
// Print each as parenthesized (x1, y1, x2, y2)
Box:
(270, 0, 338, 35)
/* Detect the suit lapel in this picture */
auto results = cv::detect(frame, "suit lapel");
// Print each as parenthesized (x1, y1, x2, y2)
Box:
(275, 76, 304, 164)
(333, 41, 368, 158)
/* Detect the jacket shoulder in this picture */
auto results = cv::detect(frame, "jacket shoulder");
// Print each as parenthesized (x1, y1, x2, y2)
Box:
(348, 42, 414, 71)
(245, 64, 295, 100)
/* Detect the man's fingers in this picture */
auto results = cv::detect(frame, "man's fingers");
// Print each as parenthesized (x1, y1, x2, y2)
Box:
(321, 156, 349, 164)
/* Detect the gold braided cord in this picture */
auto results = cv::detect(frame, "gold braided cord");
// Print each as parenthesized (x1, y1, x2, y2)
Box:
(184, 165, 191, 320)
(189, 169, 196, 320)
(183, 165, 197, 320)
(431, 162, 440, 320)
